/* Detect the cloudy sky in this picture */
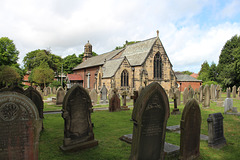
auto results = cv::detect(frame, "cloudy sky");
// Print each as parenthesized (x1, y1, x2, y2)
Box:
(1, 0, 240, 73)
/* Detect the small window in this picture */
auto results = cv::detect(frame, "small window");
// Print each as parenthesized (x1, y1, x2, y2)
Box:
(121, 70, 129, 86)
(154, 52, 162, 79)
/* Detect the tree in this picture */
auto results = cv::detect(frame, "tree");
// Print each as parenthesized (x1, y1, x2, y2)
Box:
(23, 49, 62, 73)
(217, 34, 240, 89)
(30, 62, 54, 88)
(63, 54, 81, 74)
(0, 65, 20, 88)
(198, 61, 210, 82)
(209, 62, 217, 81)
(181, 71, 193, 75)
(0, 37, 19, 67)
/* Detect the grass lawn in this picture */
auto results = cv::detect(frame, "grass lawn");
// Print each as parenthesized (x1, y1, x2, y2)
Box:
(40, 93, 240, 160)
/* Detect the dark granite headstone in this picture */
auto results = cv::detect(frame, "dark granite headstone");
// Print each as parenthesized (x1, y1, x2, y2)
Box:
(130, 82, 170, 160)
(207, 113, 226, 148)
(60, 85, 98, 151)
(23, 86, 44, 119)
(100, 83, 108, 104)
(0, 91, 41, 159)
(56, 87, 65, 105)
(180, 98, 201, 160)
(109, 89, 121, 112)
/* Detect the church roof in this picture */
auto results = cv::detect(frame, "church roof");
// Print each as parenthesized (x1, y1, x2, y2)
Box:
(73, 48, 124, 70)
(102, 57, 125, 78)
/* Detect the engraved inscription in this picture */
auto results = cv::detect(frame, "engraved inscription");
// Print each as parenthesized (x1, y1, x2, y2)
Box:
(0, 102, 19, 121)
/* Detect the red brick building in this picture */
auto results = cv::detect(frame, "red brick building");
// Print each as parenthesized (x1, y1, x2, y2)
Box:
(22, 71, 31, 86)
(176, 74, 202, 92)
(66, 74, 83, 88)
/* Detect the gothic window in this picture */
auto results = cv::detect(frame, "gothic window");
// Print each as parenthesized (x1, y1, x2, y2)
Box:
(121, 70, 129, 86)
(154, 52, 162, 79)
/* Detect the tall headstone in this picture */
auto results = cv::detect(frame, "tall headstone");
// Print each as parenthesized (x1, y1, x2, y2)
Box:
(89, 88, 98, 105)
(207, 113, 226, 148)
(188, 87, 194, 100)
(56, 87, 65, 105)
(43, 87, 48, 96)
(203, 85, 210, 108)
(109, 89, 121, 112)
(52, 87, 57, 94)
(175, 89, 181, 106)
(183, 87, 188, 105)
(60, 85, 98, 151)
(0, 91, 42, 159)
(226, 87, 231, 98)
(199, 86, 203, 103)
(232, 85, 236, 98)
(180, 99, 201, 160)
(215, 85, 221, 100)
(47, 86, 52, 95)
(168, 88, 174, 99)
(100, 83, 108, 104)
(210, 84, 215, 100)
(130, 82, 170, 160)
(23, 86, 44, 119)
(224, 98, 233, 113)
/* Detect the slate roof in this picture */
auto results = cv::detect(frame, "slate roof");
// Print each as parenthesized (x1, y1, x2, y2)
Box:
(102, 57, 125, 78)
(73, 48, 124, 70)
(176, 74, 202, 82)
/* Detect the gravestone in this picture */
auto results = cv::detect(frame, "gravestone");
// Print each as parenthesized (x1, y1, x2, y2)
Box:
(188, 87, 194, 100)
(238, 87, 240, 99)
(0, 85, 24, 94)
(109, 89, 121, 112)
(89, 89, 98, 105)
(203, 84, 210, 108)
(175, 89, 181, 105)
(121, 91, 129, 110)
(210, 84, 215, 100)
(23, 86, 44, 119)
(47, 86, 52, 95)
(60, 85, 98, 151)
(224, 98, 233, 113)
(232, 85, 236, 98)
(130, 82, 170, 160)
(194, 88, 199, 101)
(43, 87, 48, 96)
(0, 91, 42, 159)
(100, 83, 108, 104)
(52, 87, 57, 94)
(199, 86, 203, 103)
(171, 92, 181, 115)
(168, 88, 174, 99)
(180, 98, 201, 160)
(207, 113, 226, 148)
(131, 91, 139, 107)
(226, 87, 231, 98)
(56, 87, 65, 105)
(183, 87, 188, 105)
(215, 85, 221, 100)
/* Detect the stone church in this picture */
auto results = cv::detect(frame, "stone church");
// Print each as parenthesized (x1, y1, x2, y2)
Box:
(73, 31, 177, 95)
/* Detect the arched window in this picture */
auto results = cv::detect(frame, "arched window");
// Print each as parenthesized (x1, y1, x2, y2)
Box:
(154, 52, 162, 79)
(121, 70, 129, 86)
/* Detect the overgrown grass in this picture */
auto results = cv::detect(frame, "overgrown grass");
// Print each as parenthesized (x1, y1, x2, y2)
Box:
(40, 93, 240, 160)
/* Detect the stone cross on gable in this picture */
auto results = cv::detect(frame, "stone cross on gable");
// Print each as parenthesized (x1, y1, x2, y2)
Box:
(87, 73, 91, 88)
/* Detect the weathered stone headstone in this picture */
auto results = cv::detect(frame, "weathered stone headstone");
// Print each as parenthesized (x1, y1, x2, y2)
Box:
(89, 88, 98, 105)
(224, 98, 233, 113)
(199, 86, 203, 103)
(210, 84, 215, 100)
(183, 87, 188, 105)
(207, 113, 226, 148)
(60, 85, 98, 151)
(168, 88, 174, 99)
(232, 85, 236, 98)
(226, 87, 231, 98)
(130, 82, 170, 160)
(238, 87, 240, 99)
(121, 91, 129, 110)
(47, 86, 52, 95)
(180, 98, 201, 160)
(175, 89, 181, 105)
(52, 87, 57, 94)
(43, 87, 48, 96)
(100, 83, 108, 103)
(56, 87, 65, 105)
(23, 86, 44, 119)
(203, 84, 210, 108)
(109, 89, 121, 112)
(0, 91, 42, 159)
(215, 85, 221, 100)
(188, 87, 194, 100)
(194, 88, 199, 101)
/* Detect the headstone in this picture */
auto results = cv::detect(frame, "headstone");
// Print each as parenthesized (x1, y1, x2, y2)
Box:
(171, 92, 181, 115)
(23, 86, 44, 119)
(60, 85, 98, 151)
(89, 88, 98, 105)
(47, 86, 52, 95)
(100, 83, 108, 104)
(199, 86, 203, 103)
(194, 88, 199, 101)
(121, 91, 129, 110)
(0, 85, 24, 94)
(168, 88, 174, 99)
(215, 85, 221, 100)
(109, 89, 121, 112)
(56, 87, 65, 105)
(175, 89, 181, 105)
(224, 98, 233, 113)
(232, 85, 236, 98)
(210, 84, 215, 100)
(52, 87, 57, 94)
(130, 91, 138, 107)
(0, 91, 42, 159)
(43, 87, 48, 96)
(203, 84, 210, 108)
(180, 98, 201, 160)
(238, 87, 240, 99)
(183, 87, 188, 105)
(207, 113, 226, 148)
(226, 87, 231, 98)
(188, 87, 194, 100)
(130, 82, 170, 160)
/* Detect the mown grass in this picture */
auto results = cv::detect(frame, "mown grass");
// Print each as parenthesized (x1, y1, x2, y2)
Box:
(40, 93, 240, 160)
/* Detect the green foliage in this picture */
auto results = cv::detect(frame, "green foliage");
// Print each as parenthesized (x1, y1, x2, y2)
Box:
(202, 81, 218, 87)
(49, 80, 61, 88)
(31, 62, 54, 87)
(198, 61, 210, 82)
(0, 37, 19, 67)
(176, 71, 193, 75)
(23, 49, 62, 73)
(115, 41, 140, 50)
(0, 65, 20, 88)
(63, 54, 81, 74)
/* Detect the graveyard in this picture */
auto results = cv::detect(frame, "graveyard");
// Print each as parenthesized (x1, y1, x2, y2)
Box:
(36, 88, 240, 160)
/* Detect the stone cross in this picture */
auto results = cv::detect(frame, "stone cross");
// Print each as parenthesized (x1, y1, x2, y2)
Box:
(121, 91, 127, 107)
(171, 92, 181, 115)
(130, 91, 138, 107)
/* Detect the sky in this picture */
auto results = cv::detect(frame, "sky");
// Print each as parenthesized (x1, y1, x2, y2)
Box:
(0, 0, 240, 73)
